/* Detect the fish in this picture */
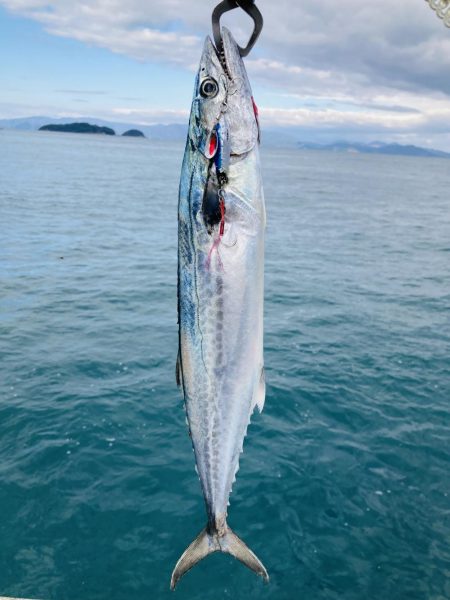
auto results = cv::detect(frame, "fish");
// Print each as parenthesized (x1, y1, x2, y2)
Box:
(171, 27, 267, 589)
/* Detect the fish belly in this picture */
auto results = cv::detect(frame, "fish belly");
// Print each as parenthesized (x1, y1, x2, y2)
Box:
(178, 145, 265, 523)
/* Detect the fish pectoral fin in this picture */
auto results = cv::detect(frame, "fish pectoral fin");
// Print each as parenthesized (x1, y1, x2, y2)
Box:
(253, 366, 266, 413)
(170, 527, 219, 590)
(170, 523, 269, 590)
(176, 349, 183, 387)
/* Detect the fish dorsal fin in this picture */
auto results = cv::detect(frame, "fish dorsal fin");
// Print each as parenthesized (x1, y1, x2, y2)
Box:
(253, 366, 265, 413)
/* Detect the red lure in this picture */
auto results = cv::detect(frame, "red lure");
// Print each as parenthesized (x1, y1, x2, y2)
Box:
(209, 131, 217, 157)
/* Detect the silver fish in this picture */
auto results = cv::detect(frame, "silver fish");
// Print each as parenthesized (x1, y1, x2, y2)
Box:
(172, 28, 267, 589)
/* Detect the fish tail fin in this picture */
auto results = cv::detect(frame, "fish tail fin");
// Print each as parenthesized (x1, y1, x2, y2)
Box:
(221, 525, 269, 582)
(170, 527, 215, 590)
(170, 523, 269, 590)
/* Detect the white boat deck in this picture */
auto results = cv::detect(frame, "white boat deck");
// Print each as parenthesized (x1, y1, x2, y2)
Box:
(1, 597, 41, 599)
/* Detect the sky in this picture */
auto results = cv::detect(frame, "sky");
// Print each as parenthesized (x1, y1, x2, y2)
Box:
(1, 0, 450, 148)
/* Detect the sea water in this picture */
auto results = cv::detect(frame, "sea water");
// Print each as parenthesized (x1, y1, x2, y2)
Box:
(1, 129, 449, 600)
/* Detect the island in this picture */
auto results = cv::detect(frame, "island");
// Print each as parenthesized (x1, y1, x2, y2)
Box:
(39, 122, 115, 135)
(122, 129, 145, 138)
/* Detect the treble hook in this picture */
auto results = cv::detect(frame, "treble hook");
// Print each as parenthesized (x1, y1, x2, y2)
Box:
(212, 0, 263, 58)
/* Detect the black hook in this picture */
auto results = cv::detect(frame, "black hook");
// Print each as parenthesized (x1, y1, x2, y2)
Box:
(212, 0, 263, 58)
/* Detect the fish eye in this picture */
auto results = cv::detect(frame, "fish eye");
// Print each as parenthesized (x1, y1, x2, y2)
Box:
(200, 78, 219, 99)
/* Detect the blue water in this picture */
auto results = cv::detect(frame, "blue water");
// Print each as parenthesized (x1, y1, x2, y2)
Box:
(1, 129, 449, 600)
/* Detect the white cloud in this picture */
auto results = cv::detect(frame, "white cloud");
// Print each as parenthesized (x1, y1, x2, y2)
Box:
(259, 107, 423, 129)
(110, 107, 189, 124)
(1, 0, 450, 146)
(3, 0, 450, 90)
(1, 0, 202, 64)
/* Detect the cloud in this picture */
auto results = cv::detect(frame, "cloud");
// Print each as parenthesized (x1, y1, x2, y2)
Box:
(1, 0, 202, 64)
(2, 0, 450, 91)
(55, 89, 108, 95)
(1, 0, 450, 147)
(258, 0, 450, 95)
(260, 107, 423, 129)
(110, 107, 189, 124)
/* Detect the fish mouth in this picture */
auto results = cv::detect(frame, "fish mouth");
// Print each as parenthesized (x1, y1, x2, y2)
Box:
(212, 33, 231, 78)
(212, 27, 243, 81)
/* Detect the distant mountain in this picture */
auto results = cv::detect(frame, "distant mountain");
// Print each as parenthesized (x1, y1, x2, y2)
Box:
(2, 117, 450, 157)
(298, 140, 450, 158)
(39, 122, 115, 135)
(1, 116, 55, 131)
(122, 129, 145, 138)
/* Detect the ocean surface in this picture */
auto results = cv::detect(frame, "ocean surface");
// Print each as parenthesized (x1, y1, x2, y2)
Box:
(1, 129, 449, 600)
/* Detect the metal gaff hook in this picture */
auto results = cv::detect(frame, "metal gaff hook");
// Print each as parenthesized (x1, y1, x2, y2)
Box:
(212, 0, 263, 57)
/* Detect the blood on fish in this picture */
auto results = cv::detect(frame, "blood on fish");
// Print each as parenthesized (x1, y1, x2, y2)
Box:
(219, 196, 225, 236)
(251, 96, 259, 118)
